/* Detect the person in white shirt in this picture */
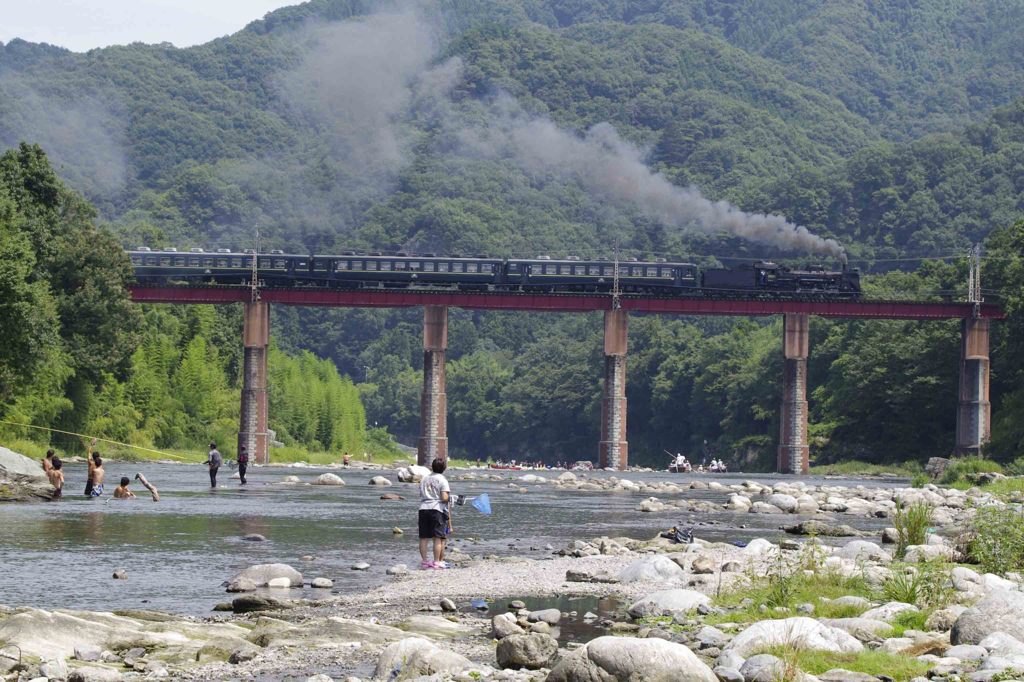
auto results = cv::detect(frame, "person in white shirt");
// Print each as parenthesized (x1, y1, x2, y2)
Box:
(418, 458, 451, 569)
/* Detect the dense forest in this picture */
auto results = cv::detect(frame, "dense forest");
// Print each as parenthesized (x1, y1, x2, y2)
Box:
(1, 0, 1023, 466)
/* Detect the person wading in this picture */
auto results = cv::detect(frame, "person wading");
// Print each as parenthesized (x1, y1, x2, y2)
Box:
(418, 458, 451, 570)
(236, 445, 248, 486)
(206, 442, 222, 488)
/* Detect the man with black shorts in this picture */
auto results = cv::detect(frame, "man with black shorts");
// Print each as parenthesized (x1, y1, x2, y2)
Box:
(418, 458, 451, 570)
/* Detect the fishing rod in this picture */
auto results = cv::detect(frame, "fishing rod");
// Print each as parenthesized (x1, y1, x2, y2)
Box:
(0, 420, 188, 461)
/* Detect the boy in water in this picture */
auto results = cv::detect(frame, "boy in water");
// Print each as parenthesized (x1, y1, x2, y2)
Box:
(47, 457, 64, 498)
(42, 449, 55, 473)
(418, 458, 451, 570)
(113, 477, 136, 499)
(85, 439, 106, 497)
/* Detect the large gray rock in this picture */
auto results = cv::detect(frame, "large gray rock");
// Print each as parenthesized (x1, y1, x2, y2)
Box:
(725, 617, 863, 658)
(373, 637, 472, 680)
(311, 473, 345, 486)
(249, 616, 404, 649)
(68, 668, 124, 682)
(952, 590, 1024, 645)
(492, 613, 525, 639)
(0, 445, 53, 501)
(766, 493, 799, 513)
(527, 608, 562, 625)
(740, 653, 786, 682)
(619, 555, 685, 583)
(397, 614, 475, 639)
(835, 541, 891, 563)
(495, 633, 558, 670)
(546, 636, 718, 682)
(396, 465, 431, 483)
(229, 563, 303, 588)
(627, 589, 711, 618)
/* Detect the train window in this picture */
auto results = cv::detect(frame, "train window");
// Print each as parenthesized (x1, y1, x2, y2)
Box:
(424, 262, 435, 272)
(394, 261, 406, 271)
(589, 265, 600, 275)
(231, 258, 243, 268)
(336, 261, 348, 271)
(349, 260, 361, 270)
(508, 263, 519, 272)
(438, 262, 449, 272)
(187, 257, 200, 267)
(159, 257, 171, 266)
(452, 262, 464, 273)
(409, 261, 421, 270)
(466, 263, 478, 273)
(258, 258, 271, 269)
(366, 261, 378, 271)
(380, 261, 392, 271)
(313, 260, 328, 272)
(559, 265, 570, 275)
(602, 266, 613, 276)
(481, 263, 492, 273)
(645, 267, 656, 277)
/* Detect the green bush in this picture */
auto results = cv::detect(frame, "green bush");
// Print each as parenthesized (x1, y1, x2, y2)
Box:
(893, 501, 934, 559)
(939, 457, 1004, 485)
(962, 505, 1024, 575)
(880, 562, 953, 609)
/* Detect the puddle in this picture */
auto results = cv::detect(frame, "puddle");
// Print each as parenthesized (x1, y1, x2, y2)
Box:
(462, 594, 624, 645)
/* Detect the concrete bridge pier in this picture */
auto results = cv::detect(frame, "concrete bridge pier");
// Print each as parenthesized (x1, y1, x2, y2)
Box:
(956, 317, 991, 455)
(239, 300, 270, 465)
(778, 313, 810, 474)
(599, 309, 628, 470)
(418, 306, 448, 467)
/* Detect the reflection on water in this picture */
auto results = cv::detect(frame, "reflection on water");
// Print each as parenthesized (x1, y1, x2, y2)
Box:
(462, 594, 625, 645)
(0, 463, 896, 615)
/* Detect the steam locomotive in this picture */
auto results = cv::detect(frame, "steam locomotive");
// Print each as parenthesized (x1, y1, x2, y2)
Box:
(128, 248, 862, 298)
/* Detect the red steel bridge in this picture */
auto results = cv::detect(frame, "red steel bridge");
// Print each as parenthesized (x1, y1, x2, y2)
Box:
(129, 283, 1004, 474)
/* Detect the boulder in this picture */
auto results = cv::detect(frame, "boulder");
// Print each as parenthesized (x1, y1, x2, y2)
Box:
(619, 555, 685, 583)
(835, 541, 891, 563)
(945, 644, 988, 660)
(952, 590, 1024, 645)
(68, 668, 124, 682)
(725, 617, 864, 658)
(311, 577, 333, 588)
(527, 608, 562, 625)
(267, 577, 292, 588)
(396, 465, 431, 483)
(742, 538, 776, 556)
(398, 614, 475, 639)
(0, 445, 53, 501)
(249, 616, 404, 649)
(231, 595, 292, 613)
(819, 618, 894, 640)
(386, 564, 408, 576)
(690, 556, 715, 574)
(373, 637, 473, 680)
(546, 636, 719, 682)
(495, 633, 558, 670)
(557, 472, 578, 483)
(226, 577, 257, 593)
(369, 476, 392, 486)
(40, 658, 69, 680)
(627, 589, 711, 618)
(229, 563, 303, 588)
(311, 473, 345, 486)
(925, 605, 968, 632)
(861, 602, 918, 623)
(784, 520, 861, 537)
(740, 653, 787, 682)
(766, 493, 799, 513)
(492, 613, 526, 639)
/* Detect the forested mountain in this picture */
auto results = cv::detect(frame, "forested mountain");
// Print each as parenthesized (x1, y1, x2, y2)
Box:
(2, 0, 1023, 466)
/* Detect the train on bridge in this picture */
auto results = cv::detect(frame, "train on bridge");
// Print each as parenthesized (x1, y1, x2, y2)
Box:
(129, 248, 862, 298)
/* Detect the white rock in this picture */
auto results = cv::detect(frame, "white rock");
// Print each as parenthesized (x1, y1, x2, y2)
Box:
(369, 476, 392, 486)
(230, 563, 303, 588)
(861, 602, 918, 623)
(267, 577, 292, 588)
(725, 617, 864, 657)
(766, 493, 799, 513)
(373, 637, 472, 679)
(311, 473, 345, 486)
(619, 555, 685, 583)
(742, 538, 776, 556)
(547, 636, 718, 682)
(627, 589, 711, 617)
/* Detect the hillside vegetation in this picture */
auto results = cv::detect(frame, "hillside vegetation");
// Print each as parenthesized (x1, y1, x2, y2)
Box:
(1, 0, 1023, 466)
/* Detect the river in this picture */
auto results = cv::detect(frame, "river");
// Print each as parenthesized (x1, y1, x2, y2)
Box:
(0, 462, 897, 615)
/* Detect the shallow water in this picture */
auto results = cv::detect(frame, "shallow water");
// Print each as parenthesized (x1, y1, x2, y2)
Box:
(0, 463, 898, 615)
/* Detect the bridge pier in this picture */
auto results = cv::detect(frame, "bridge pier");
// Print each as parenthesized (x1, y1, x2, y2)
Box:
(239, 300, 270, 465)
(955, 317, 991, 455)
(418, 306, 448, 467)
(599, 309, 628, 470)
(778, 313, 810, 475)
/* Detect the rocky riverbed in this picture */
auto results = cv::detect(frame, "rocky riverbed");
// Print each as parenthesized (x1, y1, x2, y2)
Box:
(4, 460, 1024, 681)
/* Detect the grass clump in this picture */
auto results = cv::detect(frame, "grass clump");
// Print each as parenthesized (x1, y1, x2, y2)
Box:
(893, 501, 933, 559)
(889, 608, 929, 637)
(939, 457, 1003, 485)
(880, 562, 952, 608)
(960, 505, 1024, 576)
(763, 646, 929, 681)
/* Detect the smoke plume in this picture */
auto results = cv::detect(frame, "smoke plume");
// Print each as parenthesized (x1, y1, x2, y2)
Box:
(457, 96, 845, 260)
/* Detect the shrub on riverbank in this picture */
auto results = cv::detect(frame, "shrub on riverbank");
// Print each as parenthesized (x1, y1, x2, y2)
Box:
(939, 457, 1003, 486)
(893, 501, 933, 559)
(961, 505, 1024, 575)
(762, 646, 929, 681)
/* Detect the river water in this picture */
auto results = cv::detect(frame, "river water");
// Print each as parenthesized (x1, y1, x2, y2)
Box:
(0, 463, 897, 615)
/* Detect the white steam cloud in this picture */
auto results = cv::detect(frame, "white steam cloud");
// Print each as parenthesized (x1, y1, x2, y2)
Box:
(458, 96, 845, 260)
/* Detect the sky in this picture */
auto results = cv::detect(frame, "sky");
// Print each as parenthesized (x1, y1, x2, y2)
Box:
(0, 0, 299, 52)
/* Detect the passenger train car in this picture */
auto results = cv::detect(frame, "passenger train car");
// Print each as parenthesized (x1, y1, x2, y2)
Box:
(128, 248, 861, 298)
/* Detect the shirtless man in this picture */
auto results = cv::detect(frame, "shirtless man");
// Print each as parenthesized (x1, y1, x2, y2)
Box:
(113, 477, 136, 499)
(47, 457, 65, 498)
(85, 440, 106, 498)
(42, 449, 55, 474)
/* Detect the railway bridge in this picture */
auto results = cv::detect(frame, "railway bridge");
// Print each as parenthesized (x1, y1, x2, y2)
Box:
(129, 282, 1004, 474)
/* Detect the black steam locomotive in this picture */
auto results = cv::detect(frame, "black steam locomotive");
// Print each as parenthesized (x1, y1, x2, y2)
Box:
(128, 248, 862, 298)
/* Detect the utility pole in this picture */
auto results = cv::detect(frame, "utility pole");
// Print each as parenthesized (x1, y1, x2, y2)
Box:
(968, 243, 982, 318)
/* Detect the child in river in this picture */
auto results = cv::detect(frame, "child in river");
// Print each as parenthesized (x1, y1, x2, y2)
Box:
(47, 457, 64, 499)
(113, 477, 136, 499)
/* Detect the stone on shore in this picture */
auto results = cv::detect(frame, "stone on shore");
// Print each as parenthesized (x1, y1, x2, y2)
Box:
(546, 636, 718, 682)
(619, 555, 685, 583)
(952, 590, 1024, 645)
(725, 617, 864, 657)
(386, 564, 408, 576)
(311, 577, 333, 588)
(527, 608, 562, 625)
(398, 614, 475, 639)
(226, 577, 257, 593)
(496, 632, 558, 670)
(229, 563, 303, 588)
(373, 637, 472, 680)
(492, 613, 526, 639)
(68, 667, 124, 681)
(312, 473, 345, 486)
(231, 595, 293, 613)
(627, 589, 711, 618)
(0, 446, 54, 501)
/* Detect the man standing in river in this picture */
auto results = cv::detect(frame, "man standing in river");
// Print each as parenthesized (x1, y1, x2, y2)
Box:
(206, 442, 222, 488)
(418, 458, 451, 570)
(236, 445, 248, 486)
